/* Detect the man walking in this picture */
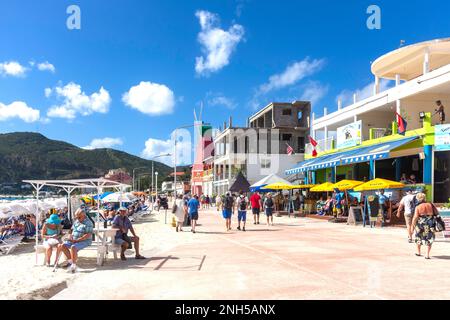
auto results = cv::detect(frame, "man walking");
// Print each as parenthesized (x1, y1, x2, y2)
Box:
(187, 195, 200, 233)
(223, 192, 235, 232)
(236, 191, 249, 231)
(264, 193, 275, 226)
(397, 189, 417, 243)
(250, 191, 262, 224)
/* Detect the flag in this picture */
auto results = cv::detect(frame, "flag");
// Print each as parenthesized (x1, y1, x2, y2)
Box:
(309, 136, 318, 157)
(395, 112, 407, 135)
(286, 143, 294, 155)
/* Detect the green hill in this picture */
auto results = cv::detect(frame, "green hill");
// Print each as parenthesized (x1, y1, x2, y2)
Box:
(0, 132, 177, 185)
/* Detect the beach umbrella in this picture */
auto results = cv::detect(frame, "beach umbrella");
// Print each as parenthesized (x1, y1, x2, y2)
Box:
(290, 184, 317, 189)
(261, 182, 294, 190)
(332, 180, 364, 191)
(0, 204, 12, 218)
(102, 192, 136, 203)
(310, 182, 335, 192)
(354, 178, 405, 192)
(250, 173, 292, 192)
(8, 203, 32, 216)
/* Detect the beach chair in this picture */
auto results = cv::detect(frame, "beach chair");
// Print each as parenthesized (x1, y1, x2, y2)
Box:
(0, 235, 22, 255)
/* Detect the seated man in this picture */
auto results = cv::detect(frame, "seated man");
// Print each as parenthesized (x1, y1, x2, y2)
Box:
(56, 208, 93, 273)
(113, 207, 146, 261)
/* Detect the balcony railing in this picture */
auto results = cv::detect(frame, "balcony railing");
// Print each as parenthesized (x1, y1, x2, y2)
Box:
(305, 137, 335, 154)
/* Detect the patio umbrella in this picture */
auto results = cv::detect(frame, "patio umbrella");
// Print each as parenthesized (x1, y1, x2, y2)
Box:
(332, 180, 364, 191)
(354, 178, 405, 192)
(310, 182, 335, 192)
(8, 203, 32, 216)
(290, 184, 317, 189)
(102, 192, 136, 203)
(261, 182, 294, 190)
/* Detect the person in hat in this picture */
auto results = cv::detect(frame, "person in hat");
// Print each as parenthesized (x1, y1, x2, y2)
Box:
(113, 207, 146, 260)
(42, 214, 62, 266)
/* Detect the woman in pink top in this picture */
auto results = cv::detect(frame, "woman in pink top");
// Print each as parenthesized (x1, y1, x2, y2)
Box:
(411, 193, 439, 259)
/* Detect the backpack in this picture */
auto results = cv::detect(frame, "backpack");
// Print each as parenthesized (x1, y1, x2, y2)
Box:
(224, 196, 234, 210)
(265, 197, 274, 208)
(239, 197, 247, 211)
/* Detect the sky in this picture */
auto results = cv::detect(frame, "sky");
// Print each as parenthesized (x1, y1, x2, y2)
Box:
(1, 0, 450, 166)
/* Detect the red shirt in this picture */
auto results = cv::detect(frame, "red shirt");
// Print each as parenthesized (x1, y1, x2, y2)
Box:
(250, 193, 261, 209)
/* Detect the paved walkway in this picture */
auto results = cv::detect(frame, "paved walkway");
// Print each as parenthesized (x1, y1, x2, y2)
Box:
(52, 208, 450, 300)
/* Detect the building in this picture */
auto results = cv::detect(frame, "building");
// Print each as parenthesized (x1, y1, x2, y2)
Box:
(286, 38, 450, 203)
(213, 101, 311, 195)
(161, 181, 190, 194)
(191, 121, 214, 196)
(104, 168, 132, 185)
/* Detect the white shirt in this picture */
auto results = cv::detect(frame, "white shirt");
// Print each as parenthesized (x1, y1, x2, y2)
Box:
(400, 194, 416, 215)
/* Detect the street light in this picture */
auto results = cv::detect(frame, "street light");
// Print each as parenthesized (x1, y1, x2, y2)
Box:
(155, 172, 159, 210)
(151, 153, 171, 200)
(132, 167, 146, 191)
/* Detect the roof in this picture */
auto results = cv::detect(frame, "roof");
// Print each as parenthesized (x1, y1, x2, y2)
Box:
(229, 172, 251, 193)
(372, 37, 450, 80)
(22, 178, 130, 190)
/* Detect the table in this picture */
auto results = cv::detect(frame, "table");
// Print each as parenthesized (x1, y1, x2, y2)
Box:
(94, 228, 119, 266)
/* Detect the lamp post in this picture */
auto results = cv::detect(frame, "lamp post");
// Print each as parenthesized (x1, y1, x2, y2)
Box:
(151, 153, 171, 207)
(132, 167, 146, 191)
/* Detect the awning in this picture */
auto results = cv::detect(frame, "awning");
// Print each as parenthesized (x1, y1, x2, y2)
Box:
(341, 136, 419, 165)
(286, 136, 420, 174)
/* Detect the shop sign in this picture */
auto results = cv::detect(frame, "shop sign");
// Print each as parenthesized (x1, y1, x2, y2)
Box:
(435, 124, 450, 151)
(337, 121, 362, 149)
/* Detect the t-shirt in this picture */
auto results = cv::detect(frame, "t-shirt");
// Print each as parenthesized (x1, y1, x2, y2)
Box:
(334, 193, 343, 209)
(400, 194, 417, 216)
(237, 196, 249, 211)
(250, 193, 261, 209)
(379, 194, 389, 205)
(264, 197, 274, 209)
(187, 198, 200, 214)
(112, 215, 133, 239)
(72, 219, 94, 244)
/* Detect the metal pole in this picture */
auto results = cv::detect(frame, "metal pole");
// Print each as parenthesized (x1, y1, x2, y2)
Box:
(132, 169, 135, 191)
(35, 183, 40, 266)
(96, 186, 101, 266)
(174, 130, 177, 198)
(151, 161, 154, 208)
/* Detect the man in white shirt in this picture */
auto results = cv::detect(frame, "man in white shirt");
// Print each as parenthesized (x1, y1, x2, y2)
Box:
(397, 189, 417, 243)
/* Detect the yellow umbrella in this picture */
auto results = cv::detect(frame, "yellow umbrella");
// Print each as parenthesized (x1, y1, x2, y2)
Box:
(354, 178, 405, 192)
(310, 182, 335, 192)
(261, 182, 294, 190)
(291, 184, 317, 189)
(332, 180, 364, 191)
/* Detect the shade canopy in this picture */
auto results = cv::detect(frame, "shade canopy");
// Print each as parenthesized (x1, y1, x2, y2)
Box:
(102, 192, 137, 203)
(250, 173, 292, 192)
(354, 178, 405, 191)
(332, 180, 364, 191)
(229, 171, 251, 193)
(261, 182, 294, 190)
(310, 182, 336, 192)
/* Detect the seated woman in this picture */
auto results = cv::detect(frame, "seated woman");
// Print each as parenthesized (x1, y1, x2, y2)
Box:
(42, 214, 62, 267)
(316, 197, 326, 215)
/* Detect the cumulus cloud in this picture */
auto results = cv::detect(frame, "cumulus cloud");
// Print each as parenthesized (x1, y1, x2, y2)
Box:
(257, 58, 325, 95)
(83, 137, 123, 150)
(207, 94, 237, 109)
(0, 101, 40, 123)
(0, 61, 28, 77)
(37, 61, 56, 73)
(336, 79, 392, 107)
(195, 10, 245, 76)
(299, 81, 329, 105)
(142, 131, 192, 166)
(46, 82, 111, 119)
(122, 81, 175, 116)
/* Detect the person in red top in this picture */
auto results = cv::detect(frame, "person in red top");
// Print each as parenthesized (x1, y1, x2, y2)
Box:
(250, 191, 263, 225)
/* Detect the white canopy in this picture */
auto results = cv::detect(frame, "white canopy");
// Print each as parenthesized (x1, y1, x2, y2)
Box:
(250, 173, 292, 189)
(102, 192, 136, 203)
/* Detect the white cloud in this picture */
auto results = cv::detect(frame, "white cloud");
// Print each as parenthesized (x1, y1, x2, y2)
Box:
(122, 81, 175, 116)
(37, 61, 56, 73)
(299, 81, 329, 105)
(257, 58, 325, 95)
(195, 10, 245, 76)
(46, 82, 111, 119)
(0, 61, 28, 77)
(83, 137, 123, 150)
(207, 94, 237, 109)
(0, 101, 40, 123)
(336, 79, 392, 107)
(142, 132, 192, 166)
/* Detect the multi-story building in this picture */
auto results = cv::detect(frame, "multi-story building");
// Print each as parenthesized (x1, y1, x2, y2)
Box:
(286, 38, 450, 203)
(213, 101, 311, 195)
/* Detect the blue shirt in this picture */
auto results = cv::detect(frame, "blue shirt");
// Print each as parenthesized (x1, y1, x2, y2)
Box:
(112, 215, 133, 238)
(72, 219, 93, 245)
(187, 198, 200, 214)
(379, 194, 389, 205)
(335, 193, 343, 209)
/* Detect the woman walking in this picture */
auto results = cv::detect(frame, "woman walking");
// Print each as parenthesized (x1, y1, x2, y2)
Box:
(411, 193, 439, 259)
(173, 194, 187, 232)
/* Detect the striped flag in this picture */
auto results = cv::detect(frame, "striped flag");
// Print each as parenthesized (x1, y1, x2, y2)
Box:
(286, 143, 294, 155)
(309, 136, 318, 157)
(395, 112, 407, 135)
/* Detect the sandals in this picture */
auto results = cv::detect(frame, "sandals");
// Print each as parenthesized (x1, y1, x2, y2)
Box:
(121, 255, 127, 261)
(425, 257, 431, 260)
(135, 255, 146, 260)
(415, 253, 421, 257)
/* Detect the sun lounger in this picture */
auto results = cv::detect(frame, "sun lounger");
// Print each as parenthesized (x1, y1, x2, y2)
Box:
(0, 236, 22, 255)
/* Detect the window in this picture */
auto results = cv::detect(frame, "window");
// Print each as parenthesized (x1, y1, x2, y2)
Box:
(282, 134, 292, 141)
(298, 111, 303, 120)
(261, 159, 271, 169)
(297, 136, 305, 153)
(282, 109, 292, 116)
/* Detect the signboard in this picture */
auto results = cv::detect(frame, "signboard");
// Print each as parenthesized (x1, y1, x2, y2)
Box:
(347, 206, 363, 225)
(435, 124, 450, 151)
(337, 120, 362, 149)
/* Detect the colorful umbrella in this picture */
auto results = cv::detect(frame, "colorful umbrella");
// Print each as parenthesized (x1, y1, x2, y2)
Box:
(261, 182, 294, 190)
(332, 180, 364, 191)
(353, 178, 405, 192)
(310, 182, 335, 192)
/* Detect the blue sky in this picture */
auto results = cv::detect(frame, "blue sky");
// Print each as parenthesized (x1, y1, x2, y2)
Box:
(1, 0, 450, 165)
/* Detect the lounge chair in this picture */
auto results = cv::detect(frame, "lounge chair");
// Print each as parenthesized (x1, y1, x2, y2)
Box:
(0, 235, 22, 255)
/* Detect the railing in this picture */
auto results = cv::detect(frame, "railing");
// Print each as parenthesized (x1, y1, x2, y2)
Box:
(305, 137, 335, 154)
(370, 128, 388, 139)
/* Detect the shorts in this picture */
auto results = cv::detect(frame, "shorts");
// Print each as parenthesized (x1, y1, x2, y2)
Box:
(189, 212, 199, 221)
(63, 240, 91, 251)
(265, 208, 273, 216)
(404, 214, 413, 226)
(222, 209, 232, 219)
(114, 235, 137, 247)
(43, 238, 60, 249)
(238, 210, 247, 222)
(252, 208, 260, 215)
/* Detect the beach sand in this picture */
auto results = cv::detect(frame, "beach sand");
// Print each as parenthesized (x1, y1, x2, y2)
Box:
(0, 210, 192, 300)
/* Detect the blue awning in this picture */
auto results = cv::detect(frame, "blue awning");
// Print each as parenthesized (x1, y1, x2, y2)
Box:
(286, 136, 420, 175)
(341, 136, 419, 165)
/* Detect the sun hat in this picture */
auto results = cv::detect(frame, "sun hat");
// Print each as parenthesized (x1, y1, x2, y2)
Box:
(46, 214, 61, 225)
(118, 206, 127, 211)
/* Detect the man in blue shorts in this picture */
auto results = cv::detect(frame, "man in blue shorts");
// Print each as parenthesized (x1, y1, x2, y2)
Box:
(223, 192, 235, 232)
(187, 195, 200, 233)
(55, 208, 93, 273)
(263, 193, 275, 226)
(236, 191, 249, 232)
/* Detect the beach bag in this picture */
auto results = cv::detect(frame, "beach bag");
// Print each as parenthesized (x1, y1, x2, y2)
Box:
(435, 216, 446, 232)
